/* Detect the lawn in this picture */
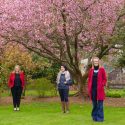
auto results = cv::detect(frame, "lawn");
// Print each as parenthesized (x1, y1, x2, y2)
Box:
(1, 90, 77, 97)
(0, 102, 125, 125)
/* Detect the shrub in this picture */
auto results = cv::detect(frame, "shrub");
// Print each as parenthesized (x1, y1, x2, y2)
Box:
(27, 78, 57, 97)
(106, 89, 125, 98)
(106, 92, 122, 98)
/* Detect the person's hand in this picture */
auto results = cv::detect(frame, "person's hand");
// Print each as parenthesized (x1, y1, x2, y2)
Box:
(105, 84, 108, 89)
(22, 88, 25, 93)
(64, 81, 67, 84)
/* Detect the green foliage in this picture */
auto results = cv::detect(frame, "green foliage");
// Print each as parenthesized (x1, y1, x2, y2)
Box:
(106, 92, 122, 98)
(31, 53, 51, 78)
(112, 17, 125, 68)
(106, 89, 125, 98)
(117, 45, 125, 67)
(0, 44, 51, 96)
(45, 63, 60, 84)
(32, 62, 60, 85)
(27, 78, 57, 97)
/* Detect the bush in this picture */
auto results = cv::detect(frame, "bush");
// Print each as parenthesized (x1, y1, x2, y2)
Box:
(106, 92, 122, 98)
(27, 78, 57, 97)
(106, 89, 125, 98)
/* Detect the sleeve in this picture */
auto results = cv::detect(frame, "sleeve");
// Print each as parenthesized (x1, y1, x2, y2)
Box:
(8, 73, 12, 88)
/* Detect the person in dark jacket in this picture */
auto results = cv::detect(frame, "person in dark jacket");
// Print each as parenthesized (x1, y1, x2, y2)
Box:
(56, 65, 72, 113)
(88, 57, 107, 122)
(8, 65, 25, 111)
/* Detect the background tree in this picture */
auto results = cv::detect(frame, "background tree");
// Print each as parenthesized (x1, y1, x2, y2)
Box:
(0, 0, 125, 96)
(110, 13, 125, 68)
(0, 43, 50, 96)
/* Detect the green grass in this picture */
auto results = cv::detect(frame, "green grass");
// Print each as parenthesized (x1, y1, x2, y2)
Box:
(0, 102, 125, 125)
(1, 90, 77, 97)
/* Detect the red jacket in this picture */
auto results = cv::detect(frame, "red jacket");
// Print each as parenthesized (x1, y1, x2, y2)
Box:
(8, 72, 25, 89)
(88, 67, 107, 100)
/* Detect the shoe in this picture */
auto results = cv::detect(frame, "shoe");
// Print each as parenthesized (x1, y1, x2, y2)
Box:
(66, 110, 70, 114)
(92, 117, 97, 122)
(14, 108, 17, 111)
(17, 107, 20, 111)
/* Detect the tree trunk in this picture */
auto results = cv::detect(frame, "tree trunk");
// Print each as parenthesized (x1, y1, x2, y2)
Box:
(74, 71, 89, 99)
(79, 76, 88, 99)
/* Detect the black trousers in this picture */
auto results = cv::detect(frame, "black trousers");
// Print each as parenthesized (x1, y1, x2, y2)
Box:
(58, 89, 69, 102)
(11, 86, 22, 108)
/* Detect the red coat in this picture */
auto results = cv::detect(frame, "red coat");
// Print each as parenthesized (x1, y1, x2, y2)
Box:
(8, 72, 25, 89)
(88, 67, 107, 100)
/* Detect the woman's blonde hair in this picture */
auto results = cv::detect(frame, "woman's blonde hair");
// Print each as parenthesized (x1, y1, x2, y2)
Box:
(13, 65, 21, 73)
(91, 57, 102, 68)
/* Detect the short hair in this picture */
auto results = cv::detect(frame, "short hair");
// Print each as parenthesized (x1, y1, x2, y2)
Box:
(61, 65, 68, 71)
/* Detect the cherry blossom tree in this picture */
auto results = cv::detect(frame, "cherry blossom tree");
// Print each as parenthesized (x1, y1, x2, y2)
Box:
(0, 0, 125, 96)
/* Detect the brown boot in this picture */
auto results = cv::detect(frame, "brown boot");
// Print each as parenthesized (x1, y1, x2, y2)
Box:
(61, 102, 65, 113)
(65, 102, 69, 113)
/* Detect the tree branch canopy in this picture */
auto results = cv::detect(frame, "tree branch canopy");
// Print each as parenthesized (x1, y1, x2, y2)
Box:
(0, 0, 125, 95)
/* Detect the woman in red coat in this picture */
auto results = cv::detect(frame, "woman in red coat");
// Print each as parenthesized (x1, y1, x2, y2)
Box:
(88, 57, 107, 122)
(8, 65, 25, 111)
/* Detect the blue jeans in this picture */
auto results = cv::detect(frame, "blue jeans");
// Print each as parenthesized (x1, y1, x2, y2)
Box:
(91, 89, 104, 122)
(58, 89, 69, 102)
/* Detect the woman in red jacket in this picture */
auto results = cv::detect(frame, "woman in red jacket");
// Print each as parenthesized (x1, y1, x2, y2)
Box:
(8, 65, 25, 111)
(88, 57, 107, 122)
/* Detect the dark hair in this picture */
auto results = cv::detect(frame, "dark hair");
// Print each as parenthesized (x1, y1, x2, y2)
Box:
(61, 65, 68, 71)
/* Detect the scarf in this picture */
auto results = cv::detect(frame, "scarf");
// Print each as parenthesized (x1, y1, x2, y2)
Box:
(56, 71, 70, 84)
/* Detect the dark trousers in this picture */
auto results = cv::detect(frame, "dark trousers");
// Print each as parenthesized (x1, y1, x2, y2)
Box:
(58, 89, 69, 102)
(11, 86, 22, 108)
(91, 89, 104, 122)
